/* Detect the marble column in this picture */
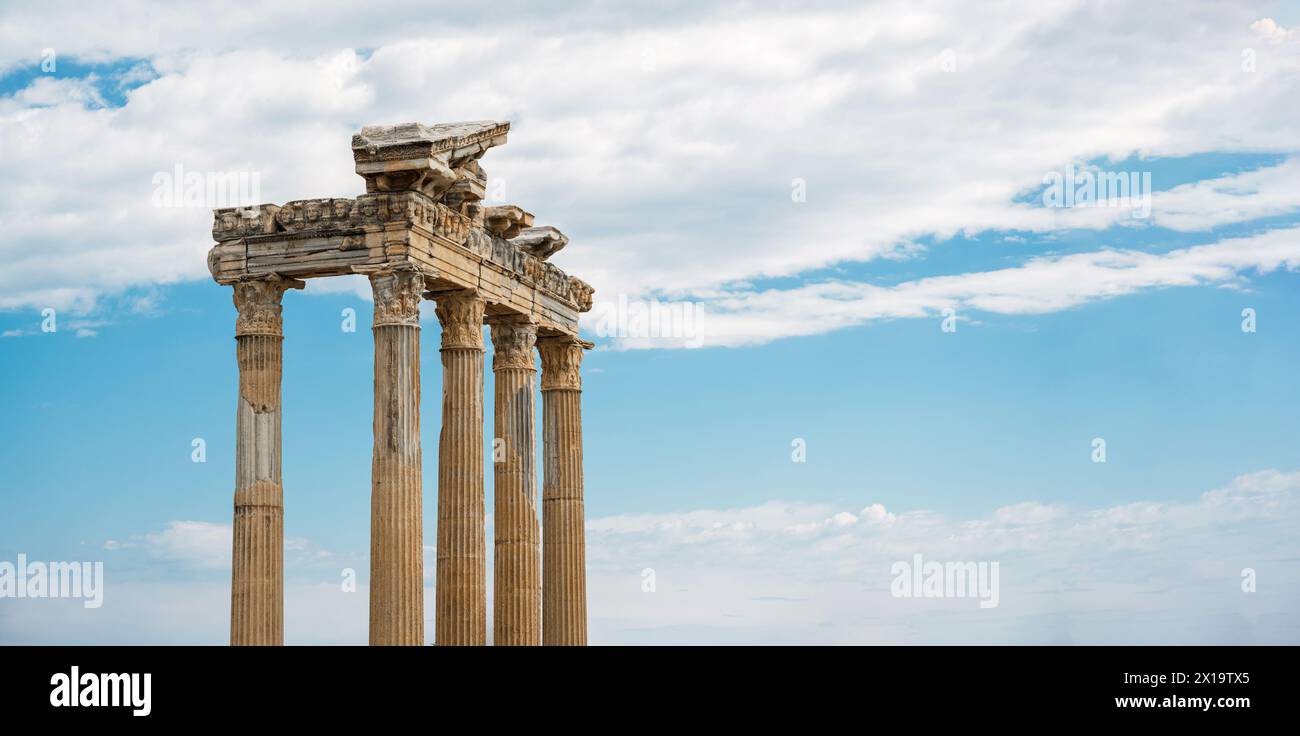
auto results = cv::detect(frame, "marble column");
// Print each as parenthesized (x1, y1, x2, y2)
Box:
(230, 275, 302, 646)
(538, 335, 589, 646)
(489, 318, 540, 646)
(434, 290, 487, 645)
(368, 269, 425, 645)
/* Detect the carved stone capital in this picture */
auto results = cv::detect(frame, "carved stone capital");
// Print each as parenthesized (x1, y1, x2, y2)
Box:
(233, 276, 304, 337)
(434, 290, 486, 350)
(489, 318, 537, 372)
(369, 269, 425, 328)
(537, 336, 590, 391)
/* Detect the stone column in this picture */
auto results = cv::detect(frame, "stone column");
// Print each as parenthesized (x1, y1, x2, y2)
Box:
(368, 269, 425, 645)
(489, 318, 540, 646)
(434, 290, 487, 645)
(538, 335, 589, 646)
(230, 275, 302, 646)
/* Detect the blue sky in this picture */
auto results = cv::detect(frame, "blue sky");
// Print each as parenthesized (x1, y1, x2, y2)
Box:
(2, 0, 1299, 644)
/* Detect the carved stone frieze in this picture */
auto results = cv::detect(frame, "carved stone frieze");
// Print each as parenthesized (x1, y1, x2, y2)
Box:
(212, 193, 471, 246)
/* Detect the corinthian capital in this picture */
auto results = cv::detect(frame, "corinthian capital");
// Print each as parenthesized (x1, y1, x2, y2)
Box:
(434, 290, 486, 350)
(489, 318, 537, 372)
(233, 275, 304, 337)
(369, 269, 425, 328)
(537, 335, 592, 391)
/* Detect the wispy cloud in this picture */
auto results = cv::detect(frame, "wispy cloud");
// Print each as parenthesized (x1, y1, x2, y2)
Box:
(11, 470, 1298, 644)
(587, 469, 1300, 643)
(103, 520, 337, 572)
(612, 225, 1300, 348)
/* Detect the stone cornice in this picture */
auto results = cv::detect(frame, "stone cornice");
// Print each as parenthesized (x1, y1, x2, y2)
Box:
(511, 226, 568, 261)
(350, 121, 505, 240)
(484, 205, 534, 239)
(351, 121, 509, 199)
(352, 121, 509, 164)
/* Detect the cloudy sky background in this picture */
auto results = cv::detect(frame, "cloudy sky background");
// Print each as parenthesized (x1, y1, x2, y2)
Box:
(2, 0, 1299, 643)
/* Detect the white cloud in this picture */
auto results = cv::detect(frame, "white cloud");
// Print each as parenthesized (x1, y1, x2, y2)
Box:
(5, 470, 1296, 644)
(861, 503, 896, 524)
(141, 520, 231, 569)
(586, 469, 1300, 643)
(11, 76, 107, 108)
(102, 520, 337, 571)
(0, 0, 1298, 340)
(829, 511, 858, 527)
(992, 501, 1063, 526)
(617, 225, 1300, 348)
(1152, 157, 1300, 232)
(1252, 18, 1296, 43)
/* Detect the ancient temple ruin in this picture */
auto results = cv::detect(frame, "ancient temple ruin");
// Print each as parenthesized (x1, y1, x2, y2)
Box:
(207, 121, 593, 646)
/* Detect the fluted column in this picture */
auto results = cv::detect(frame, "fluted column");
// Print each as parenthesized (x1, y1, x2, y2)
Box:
(490, 318, 540, 645)
(434, 289, 487, 645)
(538, 335, 590, 646)
(368, 269, 425, 645)
(230, 275, 302, 646)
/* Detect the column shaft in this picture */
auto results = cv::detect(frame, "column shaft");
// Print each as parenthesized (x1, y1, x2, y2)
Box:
(368, 270, 425, 645)
(539, 336, 589, 646)
(434, 291, 487, 645)
(230, 276, 300, 646)
(490, 319, 540, 645)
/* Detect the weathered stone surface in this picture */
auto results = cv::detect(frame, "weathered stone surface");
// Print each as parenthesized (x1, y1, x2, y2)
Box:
(212, 122, 592, 647)
(210, 193, 470, 249)
(230, 275, 301, 646)
(208, 191, 591, 334)
(353, 121, 509, 165)
(368, 270, 425, 645)
(365, 266, 425, 328)
(490, 318, 540, 645)
(435, 289, 488, 645)
(443, 159, 489, 225)
(538, 335, 590, 645)
(210, 123, 593, 330)
(351, 121, 509, 199)
(510, 226, 568, 261)
(484, 205, 534, 239)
